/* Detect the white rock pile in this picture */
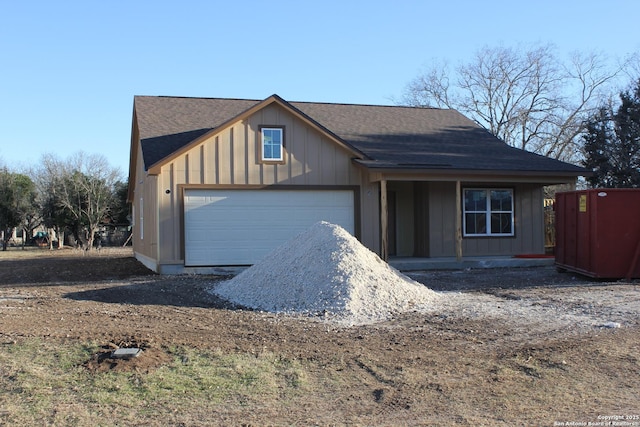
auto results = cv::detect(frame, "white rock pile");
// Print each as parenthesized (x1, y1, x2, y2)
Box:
(212, 221, 439, 325)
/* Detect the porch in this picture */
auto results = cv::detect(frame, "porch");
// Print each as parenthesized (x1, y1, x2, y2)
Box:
(382, 180, 550, 261)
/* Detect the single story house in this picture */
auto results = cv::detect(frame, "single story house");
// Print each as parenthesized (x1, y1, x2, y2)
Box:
(128, 94, 588, 274)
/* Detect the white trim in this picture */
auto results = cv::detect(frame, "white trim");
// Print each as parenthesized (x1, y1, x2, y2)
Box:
(261, 127, 284, 161)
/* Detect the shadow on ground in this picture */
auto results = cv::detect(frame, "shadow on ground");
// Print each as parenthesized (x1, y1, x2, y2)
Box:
(62, 276, 236, 309)
(0, 256, 155, 287)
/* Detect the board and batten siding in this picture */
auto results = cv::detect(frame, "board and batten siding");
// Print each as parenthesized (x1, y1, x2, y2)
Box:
(387, 182, 415, 257)
(131, 141, 160, 268)
(427, 182, 545, 257)
(153, 103, 374, 265)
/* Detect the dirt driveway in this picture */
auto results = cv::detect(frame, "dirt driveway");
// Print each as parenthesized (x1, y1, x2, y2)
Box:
(1, 248, 639, 426)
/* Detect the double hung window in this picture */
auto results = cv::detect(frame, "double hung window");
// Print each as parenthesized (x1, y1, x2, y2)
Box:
(463, 188, 514, 236)
(260, 127, 284, 161)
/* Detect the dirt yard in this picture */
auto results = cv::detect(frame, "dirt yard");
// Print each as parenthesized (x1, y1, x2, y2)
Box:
(1, 247, 639, 426)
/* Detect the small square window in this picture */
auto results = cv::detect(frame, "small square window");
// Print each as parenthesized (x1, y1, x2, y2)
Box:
(260, 127, 284, 161)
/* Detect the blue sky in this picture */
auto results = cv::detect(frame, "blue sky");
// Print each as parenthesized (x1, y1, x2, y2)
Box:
(1, 0, 639, 176)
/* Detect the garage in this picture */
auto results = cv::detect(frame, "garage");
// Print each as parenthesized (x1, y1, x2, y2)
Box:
(184, 189, 356, 266)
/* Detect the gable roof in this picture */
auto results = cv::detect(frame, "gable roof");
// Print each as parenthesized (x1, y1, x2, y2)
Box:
(132, 94, 589, 176)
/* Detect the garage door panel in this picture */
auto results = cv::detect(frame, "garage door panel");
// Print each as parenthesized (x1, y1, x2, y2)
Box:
(184, 189, 355, 266)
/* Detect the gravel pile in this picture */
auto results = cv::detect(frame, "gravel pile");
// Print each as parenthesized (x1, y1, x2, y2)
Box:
(212, 221, 439, 325)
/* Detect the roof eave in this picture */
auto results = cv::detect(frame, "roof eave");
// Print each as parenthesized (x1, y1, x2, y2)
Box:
(352, 160, 592, 183)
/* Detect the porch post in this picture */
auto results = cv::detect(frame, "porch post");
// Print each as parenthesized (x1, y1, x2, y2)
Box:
(380, 178, 388, 261)
(455, 180, 463, 262)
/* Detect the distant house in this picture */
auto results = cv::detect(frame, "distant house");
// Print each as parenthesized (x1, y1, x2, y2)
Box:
(128, 94, 588, 274)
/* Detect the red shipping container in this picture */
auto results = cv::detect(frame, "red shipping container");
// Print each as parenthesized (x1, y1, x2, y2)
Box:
(555, 189, 640, 279)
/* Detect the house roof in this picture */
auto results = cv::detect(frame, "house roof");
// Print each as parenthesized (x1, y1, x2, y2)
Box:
(135, 96, 259, 169)
(133, 94, 589, 176)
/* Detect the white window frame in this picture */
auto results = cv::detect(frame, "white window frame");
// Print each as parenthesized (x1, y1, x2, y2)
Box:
(260, 127, 284, 161)
(463, 188, 514, 237)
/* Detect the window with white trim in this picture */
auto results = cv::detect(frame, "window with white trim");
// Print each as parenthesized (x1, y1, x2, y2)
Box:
(463, 188, 514, 236)
(260, 127, 284, 161)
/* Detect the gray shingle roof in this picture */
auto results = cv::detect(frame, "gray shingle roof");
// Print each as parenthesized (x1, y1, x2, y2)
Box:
(133, 95, 588, 175)
(135, 96, 259, 168)
(291, 101, 586, 173)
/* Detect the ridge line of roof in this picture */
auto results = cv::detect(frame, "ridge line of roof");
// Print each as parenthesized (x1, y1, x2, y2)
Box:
(134, 95, 263, 102)
(290, 100, 447, 111)
(133, 94, 449, 111)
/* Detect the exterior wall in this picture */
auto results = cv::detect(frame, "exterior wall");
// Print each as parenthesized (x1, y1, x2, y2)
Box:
(152, 103, 370, 268)
(426, 182, 456, 257)
(413, 182, 430, 257)
(426, 182, 545, 257)
(359, 173, 380, 255)
(388, 182, 414, 256)
(132, 142, 160, 271)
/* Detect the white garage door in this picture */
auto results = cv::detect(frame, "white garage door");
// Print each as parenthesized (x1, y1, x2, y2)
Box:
(184, 189, 355, 266)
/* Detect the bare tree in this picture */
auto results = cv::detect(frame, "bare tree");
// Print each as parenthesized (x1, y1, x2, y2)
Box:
(36, 152, 121, 250)
(34, 155, 69, 248)
(402, 44, 630, 162)
(623, 51, 640, 81)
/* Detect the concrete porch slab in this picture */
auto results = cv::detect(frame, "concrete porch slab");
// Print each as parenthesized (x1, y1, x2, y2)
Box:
(389, 256, 555, 271)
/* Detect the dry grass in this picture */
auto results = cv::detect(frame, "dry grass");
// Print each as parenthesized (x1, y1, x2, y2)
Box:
(0, 338, 310, 426)
(0, 246, 133, 260)
(1, 332, 638, 426)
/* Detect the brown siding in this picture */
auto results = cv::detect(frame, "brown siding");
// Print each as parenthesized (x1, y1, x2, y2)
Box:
(385, 182, 415, 256)
(218, 131, 233, 184)
(147, 176, 158, 260)
(132, 143, 158, 264)
(428, 182, 457, 257)
(158, 163, 179, 264)
(413, 182, 430, 256)
(290, 125, 306, 184)
(359, 175, 380, 254)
